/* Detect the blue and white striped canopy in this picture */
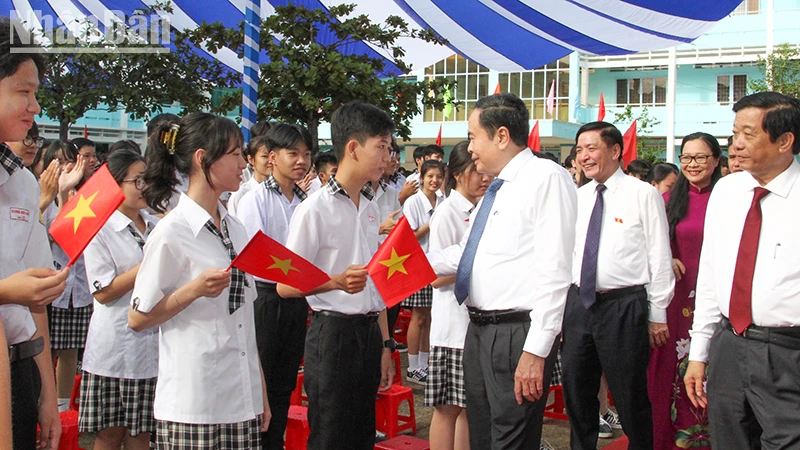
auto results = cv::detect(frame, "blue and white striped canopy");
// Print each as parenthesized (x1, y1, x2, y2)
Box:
(2, 0, 744, 73)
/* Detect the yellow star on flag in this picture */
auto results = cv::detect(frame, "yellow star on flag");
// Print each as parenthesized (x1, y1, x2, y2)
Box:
(64, 191, 99, 233)
(268, 255, 300, 276)
(379, 248, 410, 279)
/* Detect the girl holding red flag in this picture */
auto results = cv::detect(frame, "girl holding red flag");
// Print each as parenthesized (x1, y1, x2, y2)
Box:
(128, 113, 269, 449)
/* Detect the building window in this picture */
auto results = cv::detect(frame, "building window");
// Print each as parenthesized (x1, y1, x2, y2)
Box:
(615, 77, 666, 106)
(717, 75, 748, 105)
(731, 0, 759, 15)
(497, 56, 570, 121)
(422, 55, 489, 122)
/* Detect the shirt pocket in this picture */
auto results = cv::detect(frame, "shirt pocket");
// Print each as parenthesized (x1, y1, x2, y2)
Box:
(770, 241, 800, 291)
(0, 207, 31, 262)
(481, 211, 520, 255)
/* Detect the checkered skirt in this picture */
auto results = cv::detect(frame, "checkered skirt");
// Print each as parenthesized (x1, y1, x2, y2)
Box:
(424, 346, 466, 408)
(49, 304, 93, 350)
(402, 285, 433, 308)
(155, 418, 261, 449)
(78, 372, 156, 436)
(550, 347, 563, 387)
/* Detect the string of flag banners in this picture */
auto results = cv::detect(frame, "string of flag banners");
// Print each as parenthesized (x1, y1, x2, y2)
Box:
(50, 168, 437, 306)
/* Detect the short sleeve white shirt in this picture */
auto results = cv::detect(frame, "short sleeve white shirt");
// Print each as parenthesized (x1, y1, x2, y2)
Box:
(403, 190, 442, 252)
(82, 210, 159, 379)
(374, 181, 402, 245)
(308, 177, 322, 193)
(227, 177, 260, 219)
(43, 202, 93, 309)
(131, 194, 262, 424)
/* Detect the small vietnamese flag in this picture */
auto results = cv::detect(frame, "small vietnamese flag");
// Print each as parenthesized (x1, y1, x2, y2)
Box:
(367, 216, 437, 307)
(598, 93, 606, 122)
(528, 120, 540, 152)
(622, 120, 638, 169)
(546, 80, 556, 116)
(231, 230, 330, 293)
(83, 125, 89, 138)
(435, 124, 442, 147)
(49, 164, 124, 267)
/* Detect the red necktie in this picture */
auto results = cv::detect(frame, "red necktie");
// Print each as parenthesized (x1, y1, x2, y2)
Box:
(729, 187, 770, 334)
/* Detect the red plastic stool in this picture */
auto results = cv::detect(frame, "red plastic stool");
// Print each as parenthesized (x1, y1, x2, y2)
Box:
(374, 435, 431, 449)
(57, 410, 85, 450)
(392, 351, 402, 386)
(70, 374, 82, 412)
(285, 405, 310, 450)
(375, 384, 416, 438)
(544, 385, 568, 421)
(393, 309, 412, 345)
(290, 372, 308, 406)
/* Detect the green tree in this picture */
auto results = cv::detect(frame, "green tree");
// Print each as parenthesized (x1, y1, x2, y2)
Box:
(749, 43, 800, 98)
(36, 3, 238, 140)
(613, 105, 663, 165)
(195, 3, 455, 151)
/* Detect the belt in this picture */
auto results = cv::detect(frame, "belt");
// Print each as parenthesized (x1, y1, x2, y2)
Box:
(572, 284, 646, 302)
(721, 317, 800, 350)
(468, 308, 531, 326)
(8, 336, 44, 364)
(313, 310, 380, 325)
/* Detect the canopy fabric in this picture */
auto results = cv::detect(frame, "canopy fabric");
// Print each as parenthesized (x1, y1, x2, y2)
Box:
(3, 0, 743, 73)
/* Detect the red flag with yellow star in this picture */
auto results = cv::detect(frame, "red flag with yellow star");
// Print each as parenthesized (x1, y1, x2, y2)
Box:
(230, 230, 330, 293)
(367, 216, 437, 308)
(49, 164, 125, 267)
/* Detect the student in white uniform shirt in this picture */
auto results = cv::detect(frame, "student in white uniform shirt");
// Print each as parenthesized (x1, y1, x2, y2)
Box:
(276, 102, 395, 450)
(128, 112, 269, 449)
(235, 123, 312, 450)
(228, 135, 272, 218)
(312, 151, 338, 191)
(426, 141, 492, 450)
(0, 21, 69, 447)
(79, 149, 159, 449)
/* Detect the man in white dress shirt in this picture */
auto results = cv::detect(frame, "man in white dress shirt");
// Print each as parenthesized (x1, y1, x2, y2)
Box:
(685, 92, 800, 449)
(428, 93, 577, 449)
(563, 121, 674, 450)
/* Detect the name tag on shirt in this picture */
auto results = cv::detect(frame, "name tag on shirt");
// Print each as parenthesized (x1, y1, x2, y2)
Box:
(9, 207, 30, 222)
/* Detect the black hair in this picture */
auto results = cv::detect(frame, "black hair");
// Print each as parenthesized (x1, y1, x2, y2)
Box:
(246, 135, 268, 159)
(330, 102, 394, 162)
(42, 140, 80, 191)
(314, 152, 338, 174)
(420, 159, 445, 182)
(645, 162, 679, 184)
(142, 112, 243, 213)
(563, 154, 574, 169)
(391, 137, 401, 154)
(533, 151, 559, 163)
(474, 93, 529, 148)
(70, 137, 94, 153)
(146, 113, 180, 141)
(445, 140, 473, 196)
(27, 121, 38, 137)
(665, 132, 722, 240)
(575, 122, 624, 161)
(250, 120, 275, 139)
(719, 155, 728, 169)
(569, 144, 590, 186)
(424, 145, 445, 159)
(106, 148, 145, 186)
(0, 17, 46, 82)
(733, 91, 800, 155)
(109, 139, 141, 156)
(626, 159, 651, 180)
(413, 146, 426, 164)
(264, 123, 313, 153)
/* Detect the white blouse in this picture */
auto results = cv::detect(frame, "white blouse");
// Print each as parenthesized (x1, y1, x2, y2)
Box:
(402, 190, 442, 252)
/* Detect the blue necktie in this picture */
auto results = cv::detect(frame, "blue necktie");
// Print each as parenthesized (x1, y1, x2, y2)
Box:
(454, 178, 504, 305)
(579, 184, 606, 309)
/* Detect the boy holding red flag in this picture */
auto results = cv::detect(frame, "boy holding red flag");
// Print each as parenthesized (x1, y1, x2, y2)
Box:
(277, 102, 395, 450)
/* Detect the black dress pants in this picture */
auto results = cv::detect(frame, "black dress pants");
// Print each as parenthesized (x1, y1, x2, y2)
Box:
(561, 285, 652, 450)
(10, 356, 42, 450)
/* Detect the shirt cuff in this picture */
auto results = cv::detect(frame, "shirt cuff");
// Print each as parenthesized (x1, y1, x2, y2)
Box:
(688, 336, 711, 363)
(523, 328, 559, 358)
(648, 304, 667, 323)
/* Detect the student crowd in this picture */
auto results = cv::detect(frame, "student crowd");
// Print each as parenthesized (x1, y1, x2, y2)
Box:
(3, 16, 800, 450)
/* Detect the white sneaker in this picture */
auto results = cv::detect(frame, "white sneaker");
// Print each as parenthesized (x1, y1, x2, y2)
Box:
(598, 415, 613, 439)
(602, 409, 622, 430)
(539, 439, 555, 450)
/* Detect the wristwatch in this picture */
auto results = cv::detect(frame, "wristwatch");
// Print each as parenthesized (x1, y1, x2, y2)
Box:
(382, 338, 397, 352)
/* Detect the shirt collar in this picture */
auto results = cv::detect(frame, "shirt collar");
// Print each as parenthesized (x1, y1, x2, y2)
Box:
(757, 158, 800, 199)
(588, 167, 626, 193)
(264, 174, 308, 201)
(178, 193, 229, 237)
(688, 183, 712, 194)
(496, 149, 534, 183)
(108, 209, 159, 233)
(324, 176, 375, 201)
(448, 189, 475, 214)
(0, 143, 24, 176)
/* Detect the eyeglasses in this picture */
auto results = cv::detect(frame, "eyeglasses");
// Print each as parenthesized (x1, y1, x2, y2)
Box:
(678, 154, 713, 165)
(23, 136, 45, 148)
(122, 177, 146, 190)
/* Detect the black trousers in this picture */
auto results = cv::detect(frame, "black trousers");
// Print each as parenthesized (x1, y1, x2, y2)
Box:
(304, 313, 382, 450)
(463, 319, 558, 449)
(253, 283, 308, 450)
(10, 356, 42, 450)
(707, 322, 800, 450)
(561, 285, 652, 450)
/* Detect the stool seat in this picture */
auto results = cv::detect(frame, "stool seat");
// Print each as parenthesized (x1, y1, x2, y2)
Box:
(375, 384, 416, 439)
(374, 435, 431, 449)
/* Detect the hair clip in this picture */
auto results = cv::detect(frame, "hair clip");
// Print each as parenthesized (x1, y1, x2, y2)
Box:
(160, 124, 180, 155)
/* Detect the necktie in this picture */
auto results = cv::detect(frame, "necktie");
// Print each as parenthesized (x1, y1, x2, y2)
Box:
(454, 178, 504, 305)
(729, 187, 770, 334)
(579, 184, 607, 309)
(126, 224, 146, 250)
(204, 219, 247, 314)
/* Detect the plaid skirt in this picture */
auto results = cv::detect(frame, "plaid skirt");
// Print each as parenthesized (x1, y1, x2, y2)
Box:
(155, 418, 261, 449)
(424, 346, 466, 408)
(550, 346, 562, 386)
(78, 372, 156, 435)
(402, 285, 433, 308)
(49, 304, 93, 350)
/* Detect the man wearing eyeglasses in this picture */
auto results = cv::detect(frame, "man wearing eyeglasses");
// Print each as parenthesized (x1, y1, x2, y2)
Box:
(6, 122, 45, 167)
